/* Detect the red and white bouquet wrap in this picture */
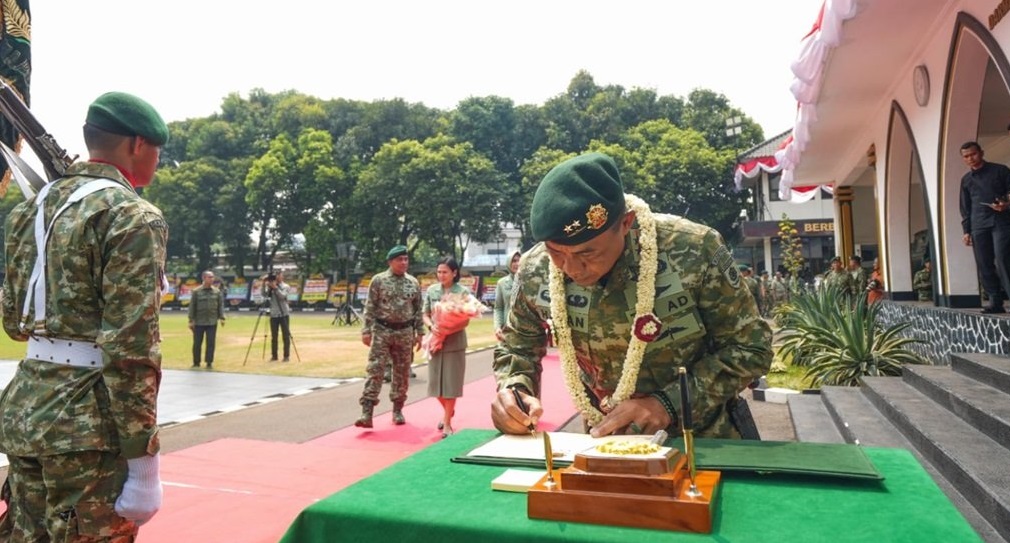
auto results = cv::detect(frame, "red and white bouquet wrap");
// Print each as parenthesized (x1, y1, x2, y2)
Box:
(422, 292, 484, 357)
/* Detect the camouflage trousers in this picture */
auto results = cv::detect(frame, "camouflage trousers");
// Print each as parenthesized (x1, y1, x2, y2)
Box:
(0, 450, 135, 542)
(359, 329, 415, 407)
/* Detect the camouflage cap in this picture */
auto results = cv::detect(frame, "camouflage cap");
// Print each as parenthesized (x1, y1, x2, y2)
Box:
(386, 245, 408, 260)
(85, 91, 169, 146)
(530, 152, 626, 245)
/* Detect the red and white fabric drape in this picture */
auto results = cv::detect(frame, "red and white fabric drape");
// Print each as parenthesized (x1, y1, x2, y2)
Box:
(776, 0, 858, 200)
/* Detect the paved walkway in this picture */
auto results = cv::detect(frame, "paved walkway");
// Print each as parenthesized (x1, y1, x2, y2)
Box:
(0, 359, 351, 468)
(0, 348, 794, 468)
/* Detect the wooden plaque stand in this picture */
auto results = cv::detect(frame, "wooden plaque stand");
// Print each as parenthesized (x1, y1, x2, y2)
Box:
(527, 447, 720, 533)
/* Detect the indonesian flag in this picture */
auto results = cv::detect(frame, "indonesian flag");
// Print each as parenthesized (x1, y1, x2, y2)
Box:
(734, 135, 793, 190)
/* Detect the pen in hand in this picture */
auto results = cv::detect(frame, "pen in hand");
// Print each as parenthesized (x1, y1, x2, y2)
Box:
(510, 387, 537, 435)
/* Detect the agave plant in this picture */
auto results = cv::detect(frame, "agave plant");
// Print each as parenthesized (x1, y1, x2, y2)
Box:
(777, 284, 925, 387)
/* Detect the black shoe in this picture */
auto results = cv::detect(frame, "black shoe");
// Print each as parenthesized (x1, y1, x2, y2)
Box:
(192, 363, 200, 368)
(982, 306, 1006, 314)
(206, 363, 213, 369)
(270, 357, 278, 362)
(282, 357, 290, 362)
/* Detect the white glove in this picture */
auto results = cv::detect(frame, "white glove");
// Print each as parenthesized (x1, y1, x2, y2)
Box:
(115, 454, 163, 525)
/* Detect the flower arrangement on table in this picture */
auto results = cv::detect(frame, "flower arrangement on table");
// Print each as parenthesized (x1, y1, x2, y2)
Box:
(422, 292, 485, 357)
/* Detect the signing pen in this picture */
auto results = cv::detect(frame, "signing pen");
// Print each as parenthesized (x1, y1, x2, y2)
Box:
(510, 387, 537, 435)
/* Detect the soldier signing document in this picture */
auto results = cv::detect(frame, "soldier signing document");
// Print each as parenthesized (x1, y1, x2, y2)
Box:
(491, 152, 772, 439)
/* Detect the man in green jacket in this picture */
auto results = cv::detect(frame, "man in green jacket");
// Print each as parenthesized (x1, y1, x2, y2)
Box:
(188, 270, 226, 368)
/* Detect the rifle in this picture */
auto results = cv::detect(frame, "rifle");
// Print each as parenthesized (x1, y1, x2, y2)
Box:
(0, 78, 76, 194)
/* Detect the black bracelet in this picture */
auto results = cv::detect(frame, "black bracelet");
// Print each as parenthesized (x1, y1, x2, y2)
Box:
(651, 390, 678, 423)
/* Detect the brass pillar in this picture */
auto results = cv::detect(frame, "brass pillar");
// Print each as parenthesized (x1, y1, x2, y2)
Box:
(835, 186, 855, 260)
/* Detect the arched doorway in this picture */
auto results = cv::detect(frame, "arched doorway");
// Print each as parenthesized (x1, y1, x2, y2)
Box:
(885, 103, 931, 301)
(939, 13, 1010, 307)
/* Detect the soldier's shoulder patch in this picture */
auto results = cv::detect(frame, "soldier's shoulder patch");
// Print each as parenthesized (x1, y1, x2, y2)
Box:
(148, 218, 168, 230)
(710, 245, 740, 288)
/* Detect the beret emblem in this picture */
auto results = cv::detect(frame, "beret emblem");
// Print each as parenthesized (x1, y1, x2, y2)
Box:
(586, 204, 608, 230)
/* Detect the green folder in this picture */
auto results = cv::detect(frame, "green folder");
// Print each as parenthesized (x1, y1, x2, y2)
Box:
(453, 436, 883, 481)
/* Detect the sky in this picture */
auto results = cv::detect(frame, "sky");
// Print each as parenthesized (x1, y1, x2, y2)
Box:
(23, 1, 821, 161)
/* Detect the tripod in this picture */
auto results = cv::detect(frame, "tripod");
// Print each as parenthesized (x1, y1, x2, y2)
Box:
(243, 307, 270, 366)
(243, 307, 303, 364)
(332, 299, 361, 326)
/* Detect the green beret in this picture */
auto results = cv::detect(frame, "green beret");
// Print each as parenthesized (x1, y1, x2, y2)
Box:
(386, 245, 408, 260)
(85, 91, 169, 146)
(737, 264, 751, 272)
(530, 152, 626, 245)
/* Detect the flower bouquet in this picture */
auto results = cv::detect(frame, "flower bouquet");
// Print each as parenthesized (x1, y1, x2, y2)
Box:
(422, 292, 484, 357)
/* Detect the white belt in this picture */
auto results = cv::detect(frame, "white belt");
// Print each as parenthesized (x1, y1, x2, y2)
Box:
(26, 337, 104, 368)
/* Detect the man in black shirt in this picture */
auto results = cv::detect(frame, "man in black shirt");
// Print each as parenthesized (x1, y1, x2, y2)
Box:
(959, 141, 1010, 313)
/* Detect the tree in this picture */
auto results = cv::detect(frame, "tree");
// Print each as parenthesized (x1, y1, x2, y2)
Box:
(351, 136, 505, 269)
(778, 214, 804, 280)
(244, 128, 343, 270)
(605, 120, 745, 238)
(146, 158, 238, 271)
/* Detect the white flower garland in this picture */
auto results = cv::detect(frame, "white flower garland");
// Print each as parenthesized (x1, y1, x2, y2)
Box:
(549, 194, 658, 425)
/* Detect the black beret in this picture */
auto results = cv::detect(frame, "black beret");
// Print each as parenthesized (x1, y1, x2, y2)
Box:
(85, 92, 169, 146)
(530, 152, 625, 245)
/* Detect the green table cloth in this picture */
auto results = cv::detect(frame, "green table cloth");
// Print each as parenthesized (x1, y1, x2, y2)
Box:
(280, 429, 981, 543)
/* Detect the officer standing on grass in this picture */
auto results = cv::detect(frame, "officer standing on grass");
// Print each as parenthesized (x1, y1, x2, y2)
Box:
(355, 245, 424, 428)
(189, 270, 226, 368)
(491, 152, 771, 439)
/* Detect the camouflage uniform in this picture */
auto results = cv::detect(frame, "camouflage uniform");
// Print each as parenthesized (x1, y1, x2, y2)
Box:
(850, 267, 868, 295)
(822, 268, 854, 296)
(913, 268, 933, 301)
(769, 276, 788, 310)
(0, 162, 167, 540)
(358, 270, 424, 410)
(494, 215, 772, 438)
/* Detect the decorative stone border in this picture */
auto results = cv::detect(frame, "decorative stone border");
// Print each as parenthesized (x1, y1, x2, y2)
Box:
(876, 301, 1010, 365)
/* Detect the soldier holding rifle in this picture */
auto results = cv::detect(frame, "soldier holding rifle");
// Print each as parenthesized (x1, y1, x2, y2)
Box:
(0, 92, 169, 539)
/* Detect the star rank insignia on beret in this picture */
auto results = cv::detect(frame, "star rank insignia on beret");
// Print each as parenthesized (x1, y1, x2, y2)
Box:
(586, 204, 608, 230)
(563, 219, 582, 235)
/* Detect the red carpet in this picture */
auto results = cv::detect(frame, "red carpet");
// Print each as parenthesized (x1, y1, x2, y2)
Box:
(135, 353, 574, 542)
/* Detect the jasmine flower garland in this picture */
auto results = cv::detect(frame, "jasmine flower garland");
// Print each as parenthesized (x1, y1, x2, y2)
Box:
(549, 194, 658, 426)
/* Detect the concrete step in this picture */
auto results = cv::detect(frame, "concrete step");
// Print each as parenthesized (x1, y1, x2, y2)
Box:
(786, 394, 844, 443)
(903, 364, 1010, 451)
(951, 352, 1010, 394)
(862, 376, 1010, 543)
(819, 386, 912, 448)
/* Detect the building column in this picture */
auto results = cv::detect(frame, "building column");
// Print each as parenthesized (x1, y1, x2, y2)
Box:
(835, 186, 855, 259)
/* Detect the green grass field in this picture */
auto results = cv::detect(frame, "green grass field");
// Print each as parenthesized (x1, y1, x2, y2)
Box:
(0, 311, 500, 379)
